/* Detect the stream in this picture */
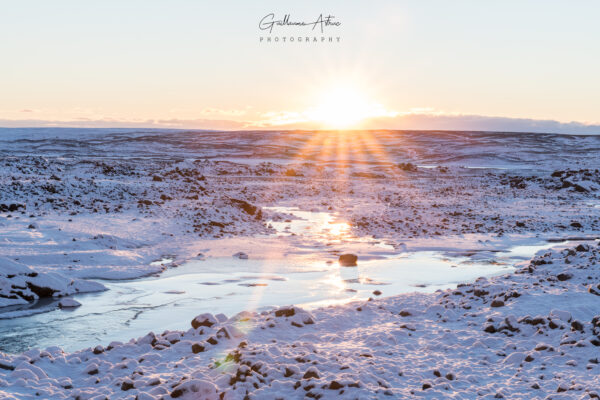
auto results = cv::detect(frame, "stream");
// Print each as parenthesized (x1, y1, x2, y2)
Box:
(0, 207, 559, 353)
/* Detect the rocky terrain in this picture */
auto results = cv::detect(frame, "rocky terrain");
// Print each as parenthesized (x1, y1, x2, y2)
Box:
(1, 242, 599, 399)
(1, 129, 599, 398)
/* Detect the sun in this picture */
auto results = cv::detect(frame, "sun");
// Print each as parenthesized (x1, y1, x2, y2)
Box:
(306, 86, 397, 129)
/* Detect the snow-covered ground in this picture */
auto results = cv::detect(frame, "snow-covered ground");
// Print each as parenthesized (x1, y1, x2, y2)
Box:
(1, 129, 599, 398)
(1, 242, 599, 399)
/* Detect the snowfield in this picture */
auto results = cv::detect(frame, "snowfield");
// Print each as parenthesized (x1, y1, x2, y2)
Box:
(1, 129, 600, 399)
(1, 243, 599, 399)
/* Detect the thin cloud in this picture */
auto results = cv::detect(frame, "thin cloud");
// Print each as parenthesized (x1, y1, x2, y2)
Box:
(0, 118, 245, 130)
(248, 109, 600, 134)
(200, 108, 248, 117)
(369, 113, 600, 135)
(0, 113, 599, 135)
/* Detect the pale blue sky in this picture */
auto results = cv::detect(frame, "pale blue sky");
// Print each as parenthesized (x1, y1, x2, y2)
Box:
(1, 1, 599, 131)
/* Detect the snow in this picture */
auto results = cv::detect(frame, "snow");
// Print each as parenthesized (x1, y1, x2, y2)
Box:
(0, 257, 105, 308)
(0, 242, 599, 398)
(57, 298, 81, 308)
(1, 128, 600, 398)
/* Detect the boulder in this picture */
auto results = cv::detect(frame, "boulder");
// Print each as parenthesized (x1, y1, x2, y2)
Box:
(58, 298, 81, 308)
(549, 309, 572, 323)
(556, 272, 573, 281)
(338, 254, 358, 267)
(490, 300, 505, 308)
(191, 313, 217, 329)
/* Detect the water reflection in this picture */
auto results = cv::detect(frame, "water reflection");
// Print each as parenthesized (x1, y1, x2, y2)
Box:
(0, 206, 564, 353)
(0, 251, 517, 353)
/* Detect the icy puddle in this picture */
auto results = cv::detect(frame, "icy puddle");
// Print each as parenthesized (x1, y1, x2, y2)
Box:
(0, 207, 560, 353)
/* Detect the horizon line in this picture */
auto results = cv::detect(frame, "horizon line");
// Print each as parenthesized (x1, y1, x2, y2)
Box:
(1, 126, 599, 137)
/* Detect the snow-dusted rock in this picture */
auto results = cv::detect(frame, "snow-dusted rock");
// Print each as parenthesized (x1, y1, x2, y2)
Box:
(0, 257, 105, 307)
(191, 313, 217, 329)
(58, 298, 81, 308)
(170, 379, 218, 399)
(550, 309, 572, 323)
(232, 252, 248, 259)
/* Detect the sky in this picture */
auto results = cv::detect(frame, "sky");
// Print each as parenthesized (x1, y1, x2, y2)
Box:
(1, 0, 599, 133)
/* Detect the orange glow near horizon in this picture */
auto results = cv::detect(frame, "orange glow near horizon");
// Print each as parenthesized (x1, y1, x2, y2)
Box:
(299, 86, 398, 130)
(307, 87, 371, 129)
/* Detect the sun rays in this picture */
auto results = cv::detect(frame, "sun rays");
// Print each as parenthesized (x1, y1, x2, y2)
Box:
(214, 87, 425, 368)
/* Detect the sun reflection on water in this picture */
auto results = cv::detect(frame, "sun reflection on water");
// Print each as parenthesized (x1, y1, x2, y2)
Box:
(325, 220, 351, 237)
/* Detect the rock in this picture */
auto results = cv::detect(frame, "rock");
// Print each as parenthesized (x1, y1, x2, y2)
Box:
(287, 310, 315, 327)
(398, 162, 418, 172)
(570, 221, 583, 228)
(503, 352, 526, 365)
(58, 298, 81, 308)
(575, 244, 589, 252)
(556, 272, 573, 281)
(27, 224, 37, 229)
(84, 363, 99, 375)
(285, 169, 301, 177)
(0, 203, 25, 212)
(137, 332, 157, 346)
(152, 175, 163, 182)
(227, 198, 258, 216)
(503, 315, 519, 332)
(92, 345, 104, 355)
(121, 380, 134, 391)
(274, 306, 296, 317)
(233, 252, 248, 259)
(550, 310, 572, 323)
(490, 300, 505, 308)
(399, 310, 412, 317)
(215, 313, 228, 323)
(373, 290, 382, 296)
(571, 320, 584, 332)
(170, 379, 218, 399)
(548, 319, 560, 329)
(303, 367, 320, 380)
(191, 313, 217, 329)
(329, 380, 344, 390)
(26, 281, 57, 298)
(191, 343, 205, 354)
(338, 254, 358, 267)
(206, 337, 218, 345)
(589, 284, 600, 296)
(216, 327, 235, 340)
